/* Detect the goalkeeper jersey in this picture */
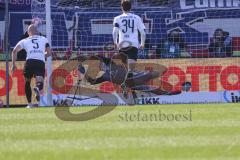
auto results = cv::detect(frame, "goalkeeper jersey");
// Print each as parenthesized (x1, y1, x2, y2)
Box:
(113, 12, 146, 49)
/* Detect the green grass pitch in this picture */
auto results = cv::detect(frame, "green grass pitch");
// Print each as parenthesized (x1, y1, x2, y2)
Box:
(0, 104, 240, 160)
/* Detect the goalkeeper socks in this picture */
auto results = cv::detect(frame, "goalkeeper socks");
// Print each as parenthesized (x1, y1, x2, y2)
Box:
(25, 81, 32, 103)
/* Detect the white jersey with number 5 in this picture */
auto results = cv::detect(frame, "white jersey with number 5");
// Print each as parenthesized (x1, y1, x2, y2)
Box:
(113, 13, 145, 49)
(16, 35, 49, 62)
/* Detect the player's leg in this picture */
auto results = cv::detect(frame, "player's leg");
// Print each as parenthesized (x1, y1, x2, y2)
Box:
(23, 60, 34, 108)
(128, 59, 136, 77)
(33, 60, 45, 102)
(25, 78, 32, 108)
(112, 51, 129, 98)
(119, 47, 138, 98)
(126, 47, 138, 77)
(34, 76, 44, 101)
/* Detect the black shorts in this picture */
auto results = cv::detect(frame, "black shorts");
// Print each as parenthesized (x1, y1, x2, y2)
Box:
(119, 46, 138, 61)
(23, 59, 45, 78)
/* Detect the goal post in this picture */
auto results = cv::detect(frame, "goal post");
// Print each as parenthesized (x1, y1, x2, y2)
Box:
(4, 0, 9, 107)
(45, 0, 53, 106)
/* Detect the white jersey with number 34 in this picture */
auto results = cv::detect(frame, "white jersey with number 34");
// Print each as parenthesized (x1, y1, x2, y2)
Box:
(113, 13, 146, 48)
(17, 35, 49, 62)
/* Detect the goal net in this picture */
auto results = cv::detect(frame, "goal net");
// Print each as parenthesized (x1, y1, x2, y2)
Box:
(2, 0, 240, 106)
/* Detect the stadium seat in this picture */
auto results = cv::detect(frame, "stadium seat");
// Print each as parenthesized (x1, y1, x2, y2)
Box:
(232, 37, 240, 56)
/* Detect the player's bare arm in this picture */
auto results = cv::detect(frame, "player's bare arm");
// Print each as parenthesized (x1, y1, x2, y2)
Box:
(11, 44, 22, 72)
(139, 29, 146, 50)
(112, 18, 119, 50)
(45, 47, 52, 58)
(138, 17, 146, 50)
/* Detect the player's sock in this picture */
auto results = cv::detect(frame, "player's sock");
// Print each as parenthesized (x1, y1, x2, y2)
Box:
(25, 81, 32, 104)
(36, 82, 43, 91)
(34, 87, 40, 102)
(34, 82, 43, 102)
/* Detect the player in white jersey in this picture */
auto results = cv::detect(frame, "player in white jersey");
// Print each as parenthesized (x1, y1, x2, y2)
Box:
(112, 0, 146, 98)
(11, 24, 52, 108)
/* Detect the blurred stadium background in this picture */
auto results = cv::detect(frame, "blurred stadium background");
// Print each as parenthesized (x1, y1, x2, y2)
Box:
(0, 1, 240, 160)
